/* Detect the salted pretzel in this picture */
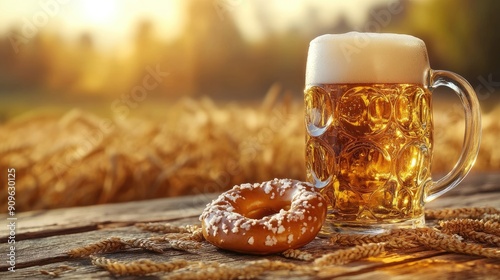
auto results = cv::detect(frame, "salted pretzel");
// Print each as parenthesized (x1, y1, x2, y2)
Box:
(200, 178, 327, 254)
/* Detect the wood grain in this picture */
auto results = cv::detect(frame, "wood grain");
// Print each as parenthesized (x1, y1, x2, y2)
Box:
(0, 173, 499, 279)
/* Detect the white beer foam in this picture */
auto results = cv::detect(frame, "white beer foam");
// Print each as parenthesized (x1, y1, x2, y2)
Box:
(306, 32, 430, 85)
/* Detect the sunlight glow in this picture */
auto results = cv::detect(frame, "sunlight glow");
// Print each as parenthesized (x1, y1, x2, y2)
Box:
(77, 0, 119, 26)
(0, 0, 389, 47)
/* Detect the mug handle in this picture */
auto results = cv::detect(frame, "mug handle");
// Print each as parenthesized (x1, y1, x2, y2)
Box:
(425, 70, 482, 202)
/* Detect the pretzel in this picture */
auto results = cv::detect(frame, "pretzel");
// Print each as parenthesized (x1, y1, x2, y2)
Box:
(200, 179, 327, 254)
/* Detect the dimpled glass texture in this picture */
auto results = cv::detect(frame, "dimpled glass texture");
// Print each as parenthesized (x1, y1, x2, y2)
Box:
(305, 83, 433, 225)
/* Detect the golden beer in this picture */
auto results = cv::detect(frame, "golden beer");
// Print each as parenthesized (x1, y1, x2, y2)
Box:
(305, 83, 432, 229)
(305, 32, 481, 233)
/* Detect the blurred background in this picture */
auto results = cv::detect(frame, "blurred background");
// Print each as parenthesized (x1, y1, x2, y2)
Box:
(0, 0, 499, 212)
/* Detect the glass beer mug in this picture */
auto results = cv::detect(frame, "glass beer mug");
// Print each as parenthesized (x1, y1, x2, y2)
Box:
(304, 32, 481, 233)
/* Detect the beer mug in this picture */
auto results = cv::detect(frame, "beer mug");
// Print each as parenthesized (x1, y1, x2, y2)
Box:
(304, 32, 481, 233)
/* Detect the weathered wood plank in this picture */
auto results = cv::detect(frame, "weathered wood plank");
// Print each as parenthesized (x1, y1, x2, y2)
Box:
(2, 172, 498, 240)
(428, 172, 500, 197)
(0, 217, 201, 271)
(1, 212, 497, 278)
(2, 173, 498, 237)
(332, 253, 500, 280)
(0, 219, 467, 280)
(0, 193, 217, 241)
(426, 172, 500, 208)
(0, 173, 499, 278)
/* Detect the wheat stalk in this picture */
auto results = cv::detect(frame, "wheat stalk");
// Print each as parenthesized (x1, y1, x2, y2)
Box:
(414, 228, 500, 258)
(458, 230, 500, 246)
(67, 237, 126, 257)
(425, 207, 500, 220)
(282, 249, 314, 261)
(439, 219, 500, 236)
(91, 256, 191, 276)
(482, 214, 500, 222)
(120, 238, 164, 253)
(330, 229, 420, 249)
(313, 243, 387, 266)
(167, 239, 202, 250)
(136, 223, 200, 234)
(164, 259, 304, 280)
(75, 208, 500, 278)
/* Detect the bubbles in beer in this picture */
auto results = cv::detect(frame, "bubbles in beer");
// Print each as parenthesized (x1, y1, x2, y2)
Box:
(395, 86, 431, 136)
(339, 87, 391, 135)
(397, 141, 431, 189)
(335, 183, 361, 217)
(305, 83, 433, 224)
(340, 142, 391, 194)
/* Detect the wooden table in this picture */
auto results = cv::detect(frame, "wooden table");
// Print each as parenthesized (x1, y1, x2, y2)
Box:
(1, 172, 499, 279)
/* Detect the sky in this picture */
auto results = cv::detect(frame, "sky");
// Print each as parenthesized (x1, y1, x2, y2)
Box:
(0, 0, 392, 50)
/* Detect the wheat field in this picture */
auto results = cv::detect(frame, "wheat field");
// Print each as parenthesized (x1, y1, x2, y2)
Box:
(1, 92, 499, 212)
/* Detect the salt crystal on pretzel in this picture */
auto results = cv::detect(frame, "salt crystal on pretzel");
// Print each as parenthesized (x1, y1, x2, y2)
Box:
(200, 178, 327, 254)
